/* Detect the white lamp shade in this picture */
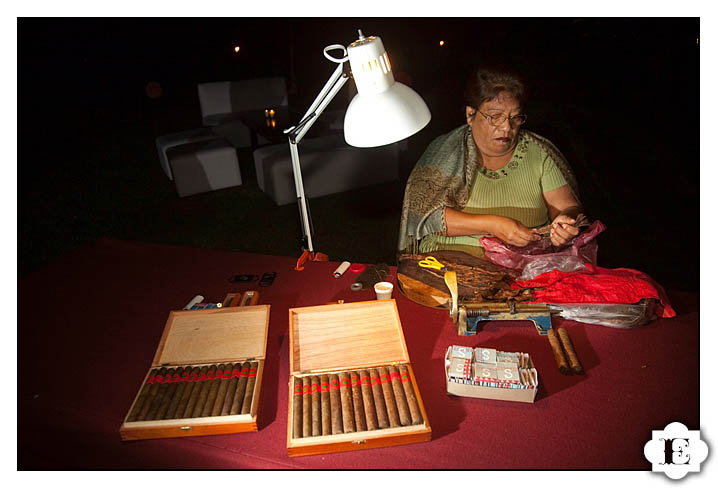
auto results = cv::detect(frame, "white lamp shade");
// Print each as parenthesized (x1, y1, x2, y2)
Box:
(343, 82, 431, 148)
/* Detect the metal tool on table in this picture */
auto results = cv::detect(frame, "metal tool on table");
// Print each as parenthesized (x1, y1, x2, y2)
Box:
(443, 271, 553, 336)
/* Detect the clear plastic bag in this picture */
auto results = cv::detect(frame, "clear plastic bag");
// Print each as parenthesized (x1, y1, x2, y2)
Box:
(548, 300, 656, 328)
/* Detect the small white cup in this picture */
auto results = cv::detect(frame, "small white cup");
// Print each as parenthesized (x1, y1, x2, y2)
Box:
(374, 281, 394, 300)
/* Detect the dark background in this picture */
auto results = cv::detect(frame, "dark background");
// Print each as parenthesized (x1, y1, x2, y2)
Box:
(17, 18, 699, 291)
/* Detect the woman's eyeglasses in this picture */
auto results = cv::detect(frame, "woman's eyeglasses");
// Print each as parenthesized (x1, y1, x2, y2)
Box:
(476, 111, 527, 127)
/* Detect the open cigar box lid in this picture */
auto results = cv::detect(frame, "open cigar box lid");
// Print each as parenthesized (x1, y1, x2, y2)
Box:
(152, 305, 270, 366)
(288, 300, 409, 375)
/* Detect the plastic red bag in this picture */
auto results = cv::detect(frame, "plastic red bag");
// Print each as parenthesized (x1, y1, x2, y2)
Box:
(480, 220, 607, 274)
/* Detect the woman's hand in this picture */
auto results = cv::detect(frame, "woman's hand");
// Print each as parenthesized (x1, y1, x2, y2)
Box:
(489, 216, 541, 247)
(549, 214, 580, 246)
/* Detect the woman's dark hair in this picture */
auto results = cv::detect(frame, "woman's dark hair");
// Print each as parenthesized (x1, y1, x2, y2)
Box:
(464, 68, 526, 110)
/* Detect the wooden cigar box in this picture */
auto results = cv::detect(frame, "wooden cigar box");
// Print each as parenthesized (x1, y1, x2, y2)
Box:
(444, 346, 538, 403)
(287, 300, 432, 457)
(120, 305, 270, 441)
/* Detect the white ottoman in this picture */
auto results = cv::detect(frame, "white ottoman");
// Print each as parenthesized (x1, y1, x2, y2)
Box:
(155, 127, 218, 180)
(168, 139, 242, 197)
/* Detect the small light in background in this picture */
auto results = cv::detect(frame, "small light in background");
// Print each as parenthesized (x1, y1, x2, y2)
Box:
(439, 40, 445, 47)
(234, 46, 241, 53)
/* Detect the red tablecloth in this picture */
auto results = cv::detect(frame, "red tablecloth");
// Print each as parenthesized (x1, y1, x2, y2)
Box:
(18, 238, 699, 469)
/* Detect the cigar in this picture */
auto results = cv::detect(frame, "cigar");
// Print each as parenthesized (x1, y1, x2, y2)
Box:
(143, 367, 172, 420)
(557, 328, 584, 374)
(182, 365, 207, 418)
(388, 366, 411, 426)
(547, 329, 570, 374)
(229, 362, 250, 415)
(350, 371, 367, 432)
(127, 367, 161, 422)
(359, 370, 378, 430)
(530, 368, 538, 387)
(191, 364, 217, 417)
(329, 374, 344, 434)
(302, 376, 312, 437)
(219, 363, 241, 416)
(292, 377, 303, 439)
(240, 291, 260, 306)
(178, 366, 202, 418)
(398, 365, 423, 425)
(165, 366, 193, 419)
(369, 368, 389, 429)
(378, 367, 400, 427)
(320, 375, 331, 436)
(240, 361, 258, 414)
(311, 376, 321, 437)
(156, 367, 183, 419)
(338, 371, 356, 433)
(200, 363, 225, 417)
(210, 363, 233, 416)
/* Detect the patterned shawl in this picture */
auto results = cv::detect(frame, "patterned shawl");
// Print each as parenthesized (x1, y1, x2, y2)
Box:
(397, 125, 579, 253)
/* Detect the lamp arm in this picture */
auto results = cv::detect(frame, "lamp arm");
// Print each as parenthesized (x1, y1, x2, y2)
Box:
(285, 45, 350, 258)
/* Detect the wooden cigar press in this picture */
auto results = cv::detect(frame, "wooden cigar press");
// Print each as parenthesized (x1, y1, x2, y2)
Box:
(443, 271, 553, 336)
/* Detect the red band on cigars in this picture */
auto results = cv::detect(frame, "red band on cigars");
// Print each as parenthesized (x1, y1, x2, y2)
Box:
(206, 371, 215, 380)
(330, 380, 340, 390)
(310, 383, 319, 394)
(155, 375, 165, 384)
(232, 369, 241, 378)
(320, 383, 329, 393)
(189, 373, 198, 382)
(371, 377, 379, 385)
(361, 376, 371, 386)
(401, 373, 410, 383)
(172, 374, 181, 383)
(340, 378, 349, 387)
(181, 372, 190, 380)
(222, 370, 231, 379)
(248, 369, 257, 377)
(294, 385, 303, 395)
(390, 371, 400, 380)
(198, 373, 207, 381)
(350, 376, 359, 386)
(146, 376, 155, 384)
(301, 385, 309, 395)
(240, 368, 249, 377)
(380, 375, 389, 384)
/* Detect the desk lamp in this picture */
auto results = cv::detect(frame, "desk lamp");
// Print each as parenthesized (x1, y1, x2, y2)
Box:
(285, 30, 431, 270)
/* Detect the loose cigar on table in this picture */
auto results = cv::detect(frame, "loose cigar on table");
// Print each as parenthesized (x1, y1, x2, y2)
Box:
(398, 365, 423, 425)
(165, 366, 193, 419)
(350, 371, 367, 432)
(127, 367, 161, 422)
(547, 328, 570, 374)
(177, 366, 202, 418)
(320, 374, 331, 436)
(220, 363, 241, 416)
(329, 374, 344, 434)
(229, 362, 250, 415)
(191, 364, 217, 417)
(388, 366, 411, 426)
(369, 368, 389, 429)
(156, 367, 183, 419)
(200, 363, 225, 417)
(210, 364, 233, 416)
(292, 377, 303, 439)
(302, 376, 312, 437)
(338, 371, 356, 433)
(311, 375, 321, 437)
(141, 367, 169, 420)
(240, 362, 258, 414)
(378, 367, 400, 427)
(557, 327, 584, 374)
(359, 370, 378, 431)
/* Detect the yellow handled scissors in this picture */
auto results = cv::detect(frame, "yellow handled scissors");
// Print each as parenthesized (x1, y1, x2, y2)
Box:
(418, 255, 445, 271)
